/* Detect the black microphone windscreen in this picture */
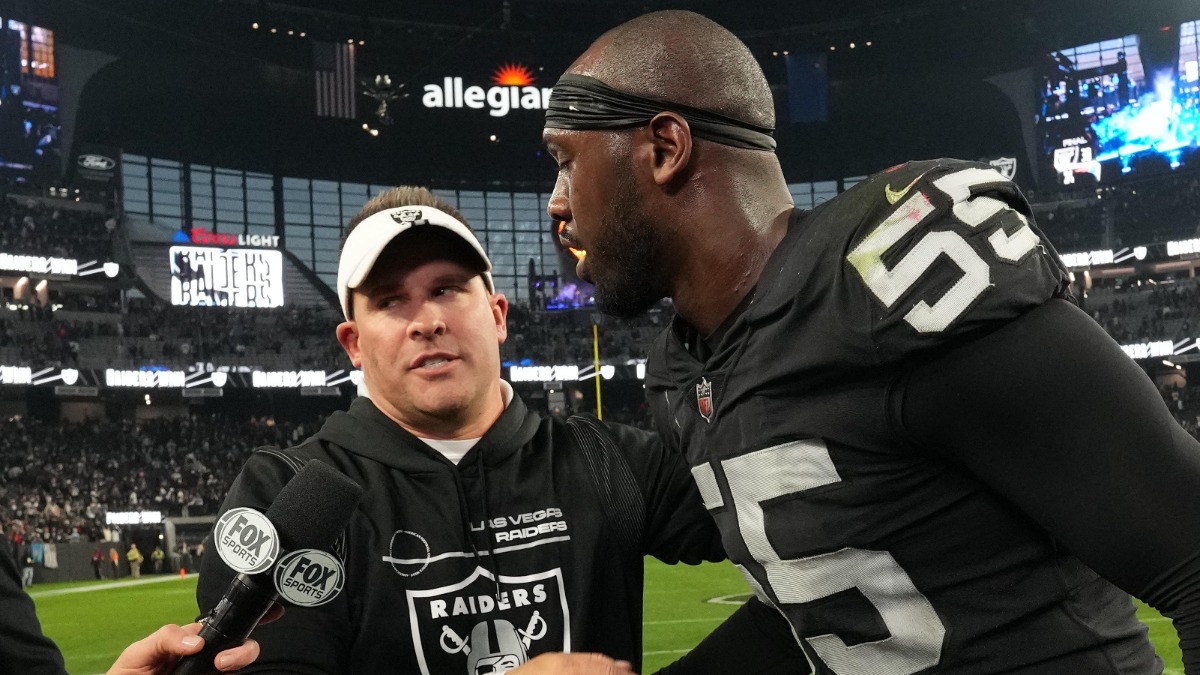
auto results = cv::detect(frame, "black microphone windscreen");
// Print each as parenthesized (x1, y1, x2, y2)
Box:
(264, 459, 363, 552)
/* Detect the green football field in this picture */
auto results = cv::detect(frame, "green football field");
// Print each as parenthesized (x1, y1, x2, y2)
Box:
(31, 560, 1184, 674)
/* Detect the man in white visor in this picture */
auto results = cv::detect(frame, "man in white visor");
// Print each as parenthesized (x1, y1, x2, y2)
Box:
(196, 186, 746, 675)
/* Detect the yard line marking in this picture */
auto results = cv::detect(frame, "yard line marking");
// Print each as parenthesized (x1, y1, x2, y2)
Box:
(29, 574, 194, 599)
(644, 649, 692, 656)
(644, 617, 728, 625)
(705, 592, 752, 605)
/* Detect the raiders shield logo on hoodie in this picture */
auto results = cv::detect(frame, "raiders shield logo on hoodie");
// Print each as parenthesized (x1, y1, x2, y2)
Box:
(406, 566, 569, 675)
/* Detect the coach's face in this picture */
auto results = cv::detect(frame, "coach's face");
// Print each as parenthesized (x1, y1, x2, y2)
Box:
(544, 127, 669, 319)
(336, 236, 508, 439)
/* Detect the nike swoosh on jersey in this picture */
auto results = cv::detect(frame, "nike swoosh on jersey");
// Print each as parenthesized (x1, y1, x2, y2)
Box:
(885, 173, 927, 205)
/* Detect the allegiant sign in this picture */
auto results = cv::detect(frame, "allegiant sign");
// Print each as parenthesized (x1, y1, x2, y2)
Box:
(422, 63, 553, 117)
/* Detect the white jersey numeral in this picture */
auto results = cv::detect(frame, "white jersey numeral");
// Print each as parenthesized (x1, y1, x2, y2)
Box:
(693, 441, 945, 675)
(847, 167, 1041, 333)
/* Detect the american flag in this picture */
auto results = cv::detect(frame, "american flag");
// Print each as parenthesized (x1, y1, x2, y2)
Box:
(314, 42, 357, 119)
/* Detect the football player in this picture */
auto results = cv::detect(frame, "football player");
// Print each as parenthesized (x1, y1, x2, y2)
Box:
(544, 10, 1200, 674)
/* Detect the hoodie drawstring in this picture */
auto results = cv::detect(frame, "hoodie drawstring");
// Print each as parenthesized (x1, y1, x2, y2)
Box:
(452, 450, 501, 601)
(475, 449, 501, 599)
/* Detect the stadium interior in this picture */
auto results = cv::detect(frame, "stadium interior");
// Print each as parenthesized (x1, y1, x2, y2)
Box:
(2, 0, 1199, 669)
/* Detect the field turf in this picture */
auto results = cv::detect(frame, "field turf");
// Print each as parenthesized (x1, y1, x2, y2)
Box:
(31, 560, 1183, 674)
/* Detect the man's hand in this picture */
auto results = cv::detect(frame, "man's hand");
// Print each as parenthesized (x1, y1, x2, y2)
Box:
(511, 653, 637, 674)
(106, 622, 260, 675)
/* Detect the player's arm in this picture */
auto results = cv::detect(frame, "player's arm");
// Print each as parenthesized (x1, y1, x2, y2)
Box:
(653, 597, 811, 675)
(629, 397, 806, 673)
(893, 298, 1200, 672)
(196, 449, 350, 675)
(603, 422, 725, 564)
(0, 539, 66, 674)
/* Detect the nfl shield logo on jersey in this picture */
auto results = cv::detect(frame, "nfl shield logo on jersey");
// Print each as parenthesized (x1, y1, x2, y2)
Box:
(696, 377, 714, 423)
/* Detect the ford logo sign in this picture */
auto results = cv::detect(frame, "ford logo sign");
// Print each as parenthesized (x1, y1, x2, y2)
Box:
(77, 154, 116, 171)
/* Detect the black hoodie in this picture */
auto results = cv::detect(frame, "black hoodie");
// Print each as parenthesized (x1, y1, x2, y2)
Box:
(197, 394, 723, 674)
(0, 537, 65, 675)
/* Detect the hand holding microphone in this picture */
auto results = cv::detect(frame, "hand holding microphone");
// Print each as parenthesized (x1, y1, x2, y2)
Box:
(106, 618, 275, 675)
(172, 460, 363, 675)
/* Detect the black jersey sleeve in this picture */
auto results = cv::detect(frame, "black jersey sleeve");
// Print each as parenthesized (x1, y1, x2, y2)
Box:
(195, 449, 351, 675)
(0, 539, 65, 675)
(654, 597, 811, 675)
(601, 421, 725, 564)
(892, 298, 1200, 672)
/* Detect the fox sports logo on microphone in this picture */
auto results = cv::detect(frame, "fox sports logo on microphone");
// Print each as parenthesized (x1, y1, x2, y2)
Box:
(213, 507, 281, 575)
(273, 549, 346, 607)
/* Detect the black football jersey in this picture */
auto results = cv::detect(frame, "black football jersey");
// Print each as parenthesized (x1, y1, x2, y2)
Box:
(646, 159, 1165, 674)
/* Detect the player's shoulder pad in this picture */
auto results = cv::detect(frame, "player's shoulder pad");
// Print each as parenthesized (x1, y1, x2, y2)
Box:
(841, 158, 1070, 359)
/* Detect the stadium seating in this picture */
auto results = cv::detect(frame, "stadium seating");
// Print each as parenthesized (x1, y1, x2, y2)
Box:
(0, 194, 114, 262)
(1, 415, 310, 544)
(10, 166, 1200, 547)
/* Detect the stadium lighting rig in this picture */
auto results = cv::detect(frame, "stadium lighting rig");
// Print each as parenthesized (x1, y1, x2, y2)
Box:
(363, 74, 403, 126)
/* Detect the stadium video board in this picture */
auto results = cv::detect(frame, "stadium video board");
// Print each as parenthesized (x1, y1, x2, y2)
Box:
(1038, 20, 1200, 185)
(0, 20, 60, 181)
(169, 246, 285, 308)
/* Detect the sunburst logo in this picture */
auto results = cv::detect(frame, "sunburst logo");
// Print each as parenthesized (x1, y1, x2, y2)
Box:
(556, 221, 585, 260)
(492, 63, 536, 87)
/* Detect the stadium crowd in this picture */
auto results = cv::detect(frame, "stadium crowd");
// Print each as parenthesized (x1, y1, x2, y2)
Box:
(502, 302, 667, 365)
(5, 285, 1200, 547)
(6, 168, 1200, 554)
(0, 195, 114, 262)
(0, 299, 347, 371)
(1084, 277, 1200, 345)
(0, 293, 670, 373)
(1031, 168, 1200, 252)
(1, 415, 314, 546)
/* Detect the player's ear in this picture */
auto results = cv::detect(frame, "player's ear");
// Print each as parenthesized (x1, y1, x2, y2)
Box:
(644, 111, 693, 187)
(491, 291, 509, 345)
(336, 320, 362, 368)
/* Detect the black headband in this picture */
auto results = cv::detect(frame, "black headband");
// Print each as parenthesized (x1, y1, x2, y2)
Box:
(544, 73, 776, 152)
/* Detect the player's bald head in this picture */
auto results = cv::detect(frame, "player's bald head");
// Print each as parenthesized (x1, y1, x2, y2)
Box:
(568, 10, 774, 129)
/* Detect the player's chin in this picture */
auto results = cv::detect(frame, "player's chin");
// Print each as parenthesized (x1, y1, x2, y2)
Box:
(593, 282, 660, 319)
(411, 389, 474, 419)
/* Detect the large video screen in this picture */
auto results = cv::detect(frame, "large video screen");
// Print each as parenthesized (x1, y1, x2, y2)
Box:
(1038, 20, 1200, 185)
(0, 20, 59, 181)
(170, 246, 285, 308)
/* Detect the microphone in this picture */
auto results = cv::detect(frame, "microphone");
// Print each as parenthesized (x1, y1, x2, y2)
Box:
(173, 459, 363, 675)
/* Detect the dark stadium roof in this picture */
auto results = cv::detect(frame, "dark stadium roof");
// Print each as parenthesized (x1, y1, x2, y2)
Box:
(10, 0, 1197, 188)
(22, 0, 1194, 75)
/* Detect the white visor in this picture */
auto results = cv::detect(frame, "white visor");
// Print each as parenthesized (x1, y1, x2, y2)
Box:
(337, 205, 494, 319)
